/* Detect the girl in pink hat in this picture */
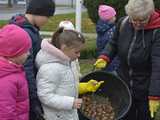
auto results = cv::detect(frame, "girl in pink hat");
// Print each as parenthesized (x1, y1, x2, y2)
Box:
(0, 24, 31, 120)
(96, 4, 119, 73)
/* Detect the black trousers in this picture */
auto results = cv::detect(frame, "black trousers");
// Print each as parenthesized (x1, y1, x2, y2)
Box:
(121, 97, 151, 120)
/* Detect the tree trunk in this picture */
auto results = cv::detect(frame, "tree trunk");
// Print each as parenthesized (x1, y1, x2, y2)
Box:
(8, 0, 13, 7)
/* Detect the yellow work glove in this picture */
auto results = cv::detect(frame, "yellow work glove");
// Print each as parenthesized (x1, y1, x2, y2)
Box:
(94, 58, 107, 69)
(79, 79, 104, 94)
(149, 99, 160, 118)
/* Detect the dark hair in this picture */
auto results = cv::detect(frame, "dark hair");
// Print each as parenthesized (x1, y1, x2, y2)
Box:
(26, 0, 55, 17)
(51, 28, 85, 49)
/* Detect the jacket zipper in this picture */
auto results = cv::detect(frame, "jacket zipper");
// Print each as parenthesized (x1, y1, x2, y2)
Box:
(127, 30, 137, 88)
(69, 62, 78, 98)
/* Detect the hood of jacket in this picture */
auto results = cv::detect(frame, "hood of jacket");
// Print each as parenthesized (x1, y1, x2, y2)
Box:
(36, 39, 71, 69)
(145, 10, 160, 29)
(9, 14, 39, 33)
(96, 19, 115, 34)
(0, 57, 24, 78)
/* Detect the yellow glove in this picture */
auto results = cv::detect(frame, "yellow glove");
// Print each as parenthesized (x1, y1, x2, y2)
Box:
(79, 79, 104, 94)
(94, 58, 107, 69)
(149, 99, 160, 118)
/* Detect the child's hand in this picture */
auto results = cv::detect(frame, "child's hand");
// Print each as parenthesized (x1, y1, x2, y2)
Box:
(86, 79, 104, 92)
(73, 98, 82, 109)
(79, 80, 104, 94)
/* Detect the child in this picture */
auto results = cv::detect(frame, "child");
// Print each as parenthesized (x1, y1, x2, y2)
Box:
(0, 24, 31, 120)
(59, 20, 83, 79)
(36, 28, 103, 120)
(41, 20, 82, 79)
(96, 5, 119, 72)
(9, 0, 55, 119)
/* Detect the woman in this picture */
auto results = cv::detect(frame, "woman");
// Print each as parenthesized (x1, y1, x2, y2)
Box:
(94, 0, 160, 119)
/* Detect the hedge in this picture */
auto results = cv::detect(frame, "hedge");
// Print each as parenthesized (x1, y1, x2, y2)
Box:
(83, 0, 160, 24)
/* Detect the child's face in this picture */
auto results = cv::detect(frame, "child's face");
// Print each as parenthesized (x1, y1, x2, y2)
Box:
(34, 16, 49, 27)
(61, 43, 84, 61)
(10, 51, 30, 65)
(108, 16, 116, 23)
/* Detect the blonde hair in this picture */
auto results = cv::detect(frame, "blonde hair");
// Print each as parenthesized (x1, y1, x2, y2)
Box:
(125, 0, 155, 19)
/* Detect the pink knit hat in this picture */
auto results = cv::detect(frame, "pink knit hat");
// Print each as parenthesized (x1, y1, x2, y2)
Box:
(0, 24, 31, 57)
(98, 5, 116, 21)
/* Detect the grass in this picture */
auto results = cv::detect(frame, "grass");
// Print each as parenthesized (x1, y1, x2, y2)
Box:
(0, 20, 8, 28)
(0, 12, 96, 33)
(79, 59, 95, 75)
(83, 37, 96, 49)
(79, 37, 96, 75)
(80, 36, 97, 59)
(41, 12, 96, 33)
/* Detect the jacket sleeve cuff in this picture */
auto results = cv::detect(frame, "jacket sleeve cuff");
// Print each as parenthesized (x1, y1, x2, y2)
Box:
(60, 96, 74, 110)
(148, 96, 160, 100)
(98, 55, 110, 62)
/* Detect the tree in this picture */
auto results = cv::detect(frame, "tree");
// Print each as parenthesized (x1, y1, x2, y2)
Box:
(84, 0, 160, 24)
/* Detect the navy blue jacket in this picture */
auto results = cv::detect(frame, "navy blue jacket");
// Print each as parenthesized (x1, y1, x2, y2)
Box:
(96, 19, 119, 72)
(101, 15, 160, 100)
(9, 15, 43, 119)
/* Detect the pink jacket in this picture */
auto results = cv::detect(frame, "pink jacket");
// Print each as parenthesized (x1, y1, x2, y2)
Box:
(0, 58, 29, 120)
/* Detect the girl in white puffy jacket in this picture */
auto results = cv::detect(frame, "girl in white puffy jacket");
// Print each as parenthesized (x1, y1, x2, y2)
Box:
(36, 28, 85, 120)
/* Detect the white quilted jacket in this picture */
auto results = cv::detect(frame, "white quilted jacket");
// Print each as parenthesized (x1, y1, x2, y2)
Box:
(36, 40, 80, 120)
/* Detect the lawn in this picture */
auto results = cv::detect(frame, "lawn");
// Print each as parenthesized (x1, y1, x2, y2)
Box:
(79, 59, 95, 75)
(0, 20, 8, 28)
(0, 12, 96, 33)
(42, 12, 96, 33)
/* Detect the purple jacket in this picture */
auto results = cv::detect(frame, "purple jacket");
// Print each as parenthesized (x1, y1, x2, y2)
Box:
(0, 58, 29, 120)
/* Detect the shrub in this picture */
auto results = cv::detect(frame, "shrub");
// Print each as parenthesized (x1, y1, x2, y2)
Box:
(83, 0, 160, 24)
(80, 37, 97, 59)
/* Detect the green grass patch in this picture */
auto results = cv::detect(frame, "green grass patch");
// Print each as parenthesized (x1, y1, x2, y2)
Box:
(0, 12, 96, 33)
(79, 59, 95, 75)
(0, 20, 8, 28)
(41, 12, 96, 33)
(79, 37, 96, 75)
(80, 36, 97, 59)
